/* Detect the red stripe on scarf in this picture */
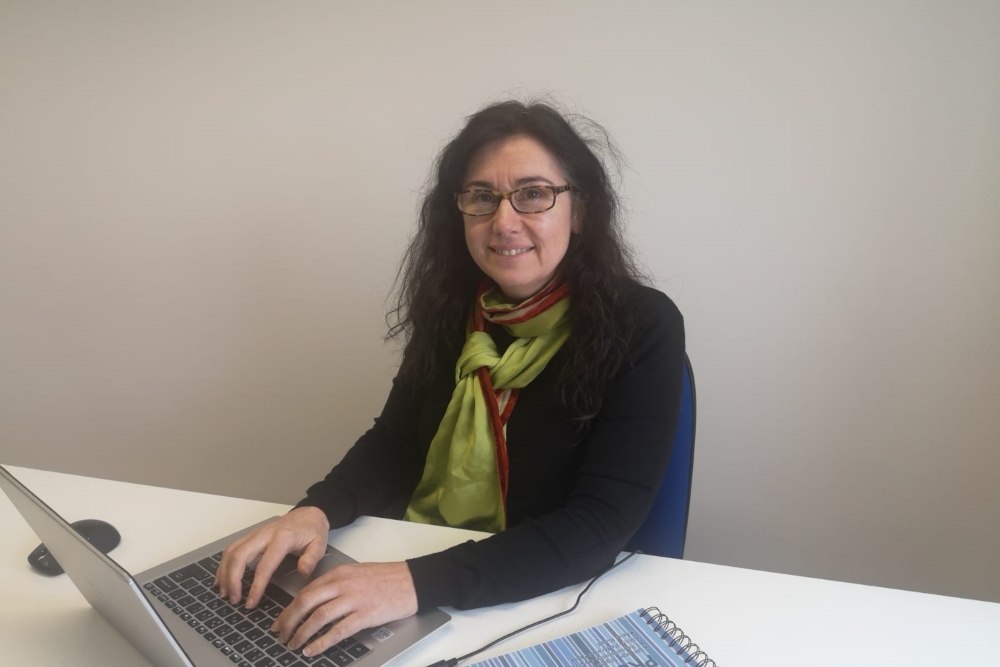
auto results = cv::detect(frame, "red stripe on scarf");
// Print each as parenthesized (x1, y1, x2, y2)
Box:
(481, 277, 568, 325)
(499, 389, 518, 424)
(469, 276, 567, 529)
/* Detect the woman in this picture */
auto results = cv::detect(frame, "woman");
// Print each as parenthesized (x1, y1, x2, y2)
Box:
(215, 100, 686, 659)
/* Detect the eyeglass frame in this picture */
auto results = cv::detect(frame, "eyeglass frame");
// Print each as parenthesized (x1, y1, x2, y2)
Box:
(454, 184, 575, 216)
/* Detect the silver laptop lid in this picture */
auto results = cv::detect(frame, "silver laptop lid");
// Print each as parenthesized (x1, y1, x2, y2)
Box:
(0, 464, 196, 667)
(2, 465, 452, 667)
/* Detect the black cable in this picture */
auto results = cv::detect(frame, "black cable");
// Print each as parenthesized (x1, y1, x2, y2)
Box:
(424, 550, 640, 667)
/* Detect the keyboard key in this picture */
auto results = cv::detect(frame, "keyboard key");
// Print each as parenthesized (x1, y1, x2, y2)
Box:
(199, 591, 217, 603)
(190, 584, 209, 597)
(244, 648, 265, 661)
(155, 576, 179, 592)
(239, 661, 253, 667)
(254, 658, 276, 667)
(204, 632, 217, 642)
(212, 551, 224, 562)
(224, 631, 244, 645)
(236, 620, 255, 633)
(196, 610, 215, 622)
(196, 625, 209, 635)
(208, 598, 227, 610)
(158, 594, 169, 603)
(187, 602, 205, 614)
(180, 612, 192, 621)
(150, 586, 163, 597)
(216, 604, 237, 618)
(257, 598, 276, 611)
(258, 617, 275, 630)
(313, 660, 336, 667)
(265, 585, 294, 607)
(169, 589, 186, 600)
(266, 644, 286, 657)
(171, 606, 184, 615)
(344, 644, 369, 659)
(276, 654, 299, 666)
(213, 639, 227, 649)
(205, 616, 224, 629)
(245, 628, 265, 641)
(234, 639, 255, 653)
(178, 596, 196, 607)
(230, 654, 243, 663)
(221, 645, 234, 656)
(180, 578, 200, 590)
(225, 612, 244, 625)
(248, 609, 268, 623)
(266, 606, 282, 619)
(323, 650, 353, 666)
(217, 624, 235, 637)
(255, 636, 276, 649)
(170, 563, 212, 583)
(187, 618, 200, 628)
(200, 557, 220, 574)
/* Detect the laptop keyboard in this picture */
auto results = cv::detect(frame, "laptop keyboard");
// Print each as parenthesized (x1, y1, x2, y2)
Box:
(143, 552, 371, 667)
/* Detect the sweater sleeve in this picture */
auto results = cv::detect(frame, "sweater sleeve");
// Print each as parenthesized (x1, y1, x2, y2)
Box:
(407, 287, 686, 610)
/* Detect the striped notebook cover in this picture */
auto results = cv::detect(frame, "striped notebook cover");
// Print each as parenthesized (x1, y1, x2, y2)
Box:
(466, 607, 718, 667)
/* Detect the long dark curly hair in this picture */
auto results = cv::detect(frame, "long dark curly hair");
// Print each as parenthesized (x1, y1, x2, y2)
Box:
(388, 100, 647, 422)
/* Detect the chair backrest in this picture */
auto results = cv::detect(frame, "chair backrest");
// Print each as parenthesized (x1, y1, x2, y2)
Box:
(625, 354, 696, 558)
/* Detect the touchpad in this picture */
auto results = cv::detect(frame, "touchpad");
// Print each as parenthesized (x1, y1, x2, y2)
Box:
(270, 551, 351, 595)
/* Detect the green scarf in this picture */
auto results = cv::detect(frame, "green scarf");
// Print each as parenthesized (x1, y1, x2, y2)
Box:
(404, 279, 571, 533)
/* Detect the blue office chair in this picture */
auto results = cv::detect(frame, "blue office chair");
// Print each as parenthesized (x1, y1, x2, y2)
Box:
(626, 354, 696, 558)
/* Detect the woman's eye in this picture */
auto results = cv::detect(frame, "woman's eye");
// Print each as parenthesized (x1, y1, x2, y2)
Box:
(521, 187, 546, 199)
(473, 191, 497, 204)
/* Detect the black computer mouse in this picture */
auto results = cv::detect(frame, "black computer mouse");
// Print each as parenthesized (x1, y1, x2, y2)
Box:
(28, 518, 122, 576)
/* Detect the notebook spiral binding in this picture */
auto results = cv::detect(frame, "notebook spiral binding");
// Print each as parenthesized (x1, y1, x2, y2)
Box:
(640, 607, 719, 667)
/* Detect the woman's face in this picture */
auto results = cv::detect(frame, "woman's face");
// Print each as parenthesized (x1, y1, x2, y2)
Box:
(462, 134, 578, 303)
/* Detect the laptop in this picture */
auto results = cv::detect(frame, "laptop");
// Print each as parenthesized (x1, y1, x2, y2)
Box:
(0, 465, 450, 667)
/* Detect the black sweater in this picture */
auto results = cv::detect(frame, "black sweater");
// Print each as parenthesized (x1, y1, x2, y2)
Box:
(297, 285, 685, 611)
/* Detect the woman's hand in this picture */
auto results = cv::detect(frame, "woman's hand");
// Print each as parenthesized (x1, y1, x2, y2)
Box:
(273, 561, 418, 658)
(214, 505, 330, 607)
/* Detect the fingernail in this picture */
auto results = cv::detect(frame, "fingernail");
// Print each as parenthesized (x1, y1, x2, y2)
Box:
(302, 647, 313, 657)
(246, 598, 256, 608)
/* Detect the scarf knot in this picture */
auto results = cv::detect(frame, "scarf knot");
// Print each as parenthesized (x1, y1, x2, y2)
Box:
(404, 278, 570, 533)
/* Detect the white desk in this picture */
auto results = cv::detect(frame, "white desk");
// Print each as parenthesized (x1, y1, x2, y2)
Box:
(2, 465, 998, 666)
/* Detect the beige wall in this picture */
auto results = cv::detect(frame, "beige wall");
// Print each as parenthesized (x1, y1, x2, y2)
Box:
(2, 1, 998, 603)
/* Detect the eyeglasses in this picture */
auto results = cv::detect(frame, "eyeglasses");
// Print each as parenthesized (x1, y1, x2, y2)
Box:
(455, 184, 574, 216)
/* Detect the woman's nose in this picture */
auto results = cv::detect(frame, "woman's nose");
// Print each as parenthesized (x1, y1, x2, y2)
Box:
(491, 198, 522, 234)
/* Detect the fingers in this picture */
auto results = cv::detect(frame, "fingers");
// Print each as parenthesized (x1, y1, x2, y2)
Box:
(274, 575, 340, 644)
(215, 533, 263, 604)
(272, 561, 419, 658)
(246, 538, 294, 608)
(214, 507, 331, 607)
(302, 611, 365, 658)
(296, 534, 327, 577)
(287, 595, 353, 653)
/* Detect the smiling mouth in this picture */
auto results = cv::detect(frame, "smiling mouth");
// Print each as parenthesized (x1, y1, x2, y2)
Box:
(493, 247, 533, 257)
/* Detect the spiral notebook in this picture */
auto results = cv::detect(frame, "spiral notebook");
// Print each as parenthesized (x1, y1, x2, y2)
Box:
(467, 607, 718, 667)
